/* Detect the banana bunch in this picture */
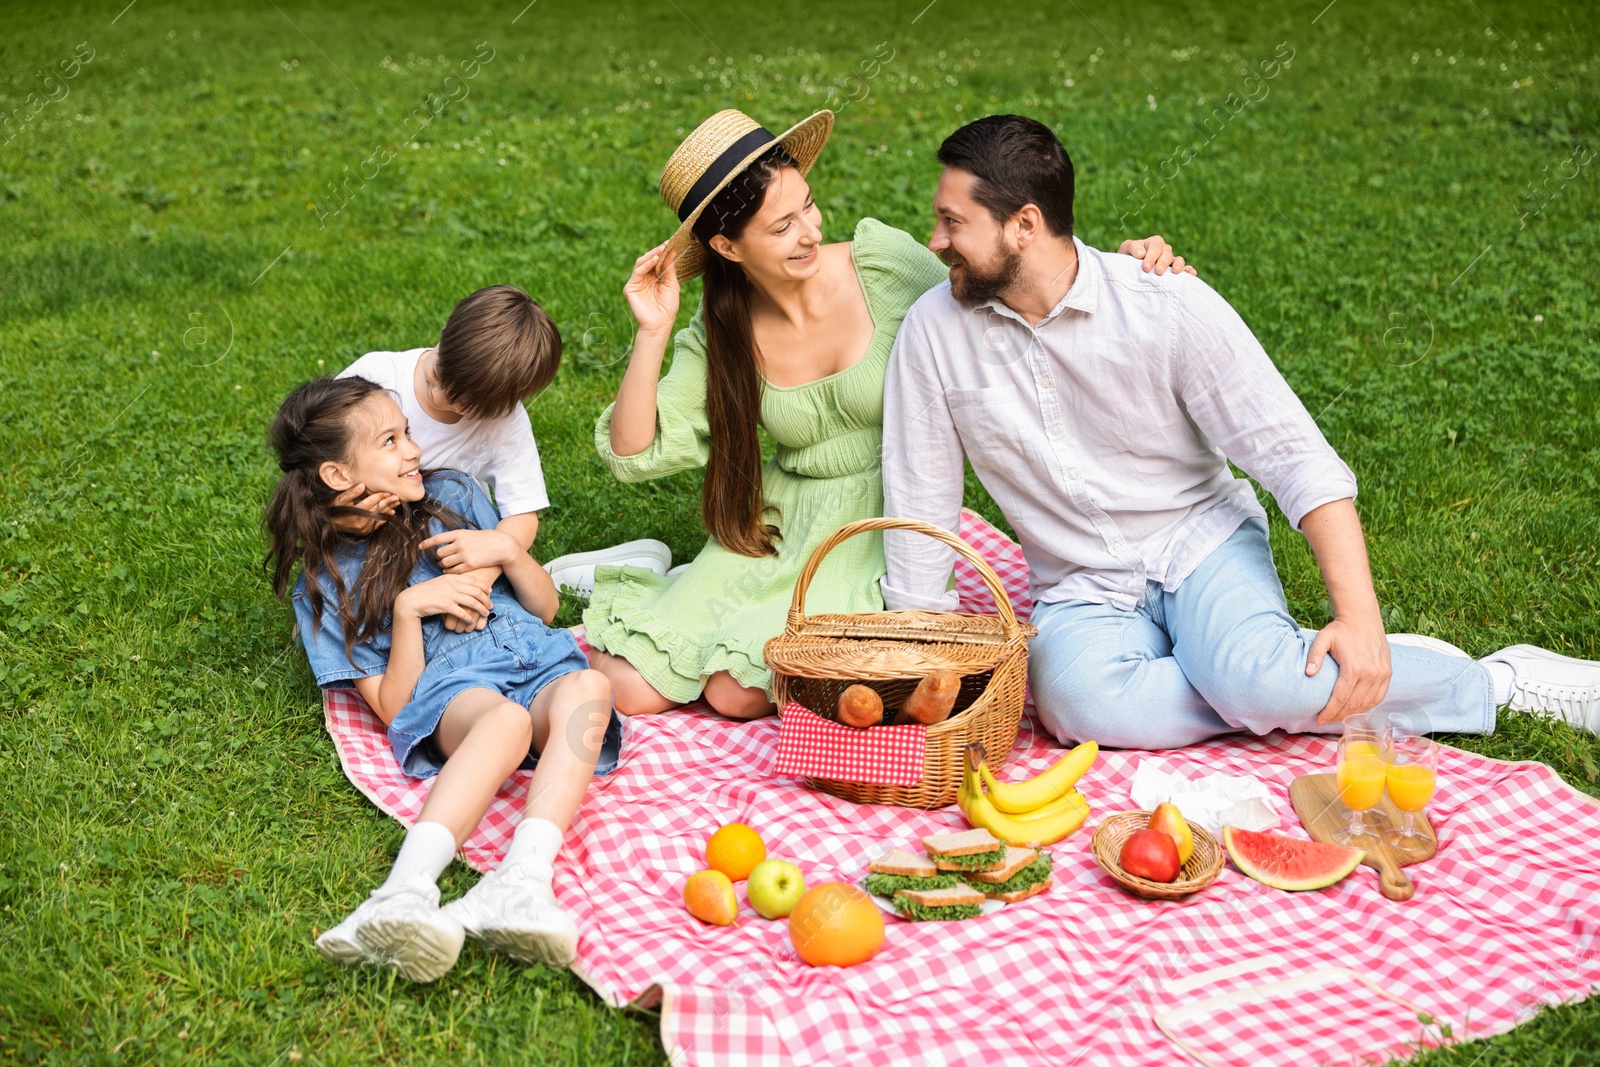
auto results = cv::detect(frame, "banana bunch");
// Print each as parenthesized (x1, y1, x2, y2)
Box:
(957, 741, 1096, 846)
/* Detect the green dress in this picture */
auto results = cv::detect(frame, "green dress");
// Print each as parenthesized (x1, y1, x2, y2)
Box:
(583, 218, 950, 702)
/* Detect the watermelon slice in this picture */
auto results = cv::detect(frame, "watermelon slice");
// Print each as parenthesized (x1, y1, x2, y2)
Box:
(1223, 827, 1364, 891)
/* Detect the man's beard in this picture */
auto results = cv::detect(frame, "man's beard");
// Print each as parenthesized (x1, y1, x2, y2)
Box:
(942, 240, 1022, 303)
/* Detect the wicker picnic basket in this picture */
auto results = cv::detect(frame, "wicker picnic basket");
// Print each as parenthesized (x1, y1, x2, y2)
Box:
(764, 517, 1037, 809)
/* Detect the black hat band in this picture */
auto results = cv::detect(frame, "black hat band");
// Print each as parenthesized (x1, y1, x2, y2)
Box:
(676, 126, 777, 222)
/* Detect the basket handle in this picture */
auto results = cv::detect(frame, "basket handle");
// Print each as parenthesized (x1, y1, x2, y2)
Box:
(786, 517, 1024, 641)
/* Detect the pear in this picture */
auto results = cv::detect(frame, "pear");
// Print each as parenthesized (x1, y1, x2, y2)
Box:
(683, 870, 739, 926)
(1148, 802, 1195, 866)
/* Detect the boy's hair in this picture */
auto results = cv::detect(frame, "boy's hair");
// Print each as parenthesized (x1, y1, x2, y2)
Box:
(936, 115, 1075, 239)
(263, 376, 464, 659)
(435, 285, 562, 419)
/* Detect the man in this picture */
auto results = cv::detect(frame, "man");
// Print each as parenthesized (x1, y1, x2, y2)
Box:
(880, 114, 1600, 748)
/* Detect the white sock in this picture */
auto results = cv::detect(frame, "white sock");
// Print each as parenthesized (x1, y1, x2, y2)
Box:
(379, 821, 458, 893)
(503, 817, 563, 875)
(1482, 660, 1516, 706)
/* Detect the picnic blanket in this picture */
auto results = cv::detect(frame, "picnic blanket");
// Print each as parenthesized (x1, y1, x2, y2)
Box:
(320, 510, 1600, 1066)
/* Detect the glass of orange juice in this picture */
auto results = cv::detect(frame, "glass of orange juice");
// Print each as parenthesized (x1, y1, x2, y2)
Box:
(1334, 722, 1388, 848)
(1383, 732, 1438, 854)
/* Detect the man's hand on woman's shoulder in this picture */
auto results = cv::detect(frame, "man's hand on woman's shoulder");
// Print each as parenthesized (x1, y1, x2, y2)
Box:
(1117, 234, 1197, 276)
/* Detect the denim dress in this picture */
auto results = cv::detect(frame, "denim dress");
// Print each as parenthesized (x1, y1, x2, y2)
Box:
(293, 470, 623, 779)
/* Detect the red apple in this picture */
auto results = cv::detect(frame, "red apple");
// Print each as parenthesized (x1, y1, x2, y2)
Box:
(1120, 828, 1181, 883)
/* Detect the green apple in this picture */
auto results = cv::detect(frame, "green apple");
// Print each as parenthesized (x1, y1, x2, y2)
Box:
(746, 859, 806, 920)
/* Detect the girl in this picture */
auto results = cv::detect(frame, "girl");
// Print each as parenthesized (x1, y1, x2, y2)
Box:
(265, 376, 623, 983)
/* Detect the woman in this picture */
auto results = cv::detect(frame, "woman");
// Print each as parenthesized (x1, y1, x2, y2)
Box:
(583, 108, 1190, 720)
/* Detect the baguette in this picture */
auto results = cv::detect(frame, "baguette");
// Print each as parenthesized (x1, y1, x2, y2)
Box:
(894, 670, 961, 725)
(837, 685, 884, 729)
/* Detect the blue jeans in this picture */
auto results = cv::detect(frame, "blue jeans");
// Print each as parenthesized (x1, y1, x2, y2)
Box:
(1028, 519, 1495, 749)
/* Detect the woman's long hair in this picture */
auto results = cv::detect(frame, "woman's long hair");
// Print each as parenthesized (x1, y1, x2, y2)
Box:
(690, 145, 799, 558)
(263, 376, 464, 659)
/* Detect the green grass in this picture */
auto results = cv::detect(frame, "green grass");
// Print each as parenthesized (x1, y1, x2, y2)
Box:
(1, 0, 1597, 1062)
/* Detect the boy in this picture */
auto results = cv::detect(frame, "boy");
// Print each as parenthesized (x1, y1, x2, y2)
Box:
(338, 285, 557, 551)
(338, 286, 671, 606)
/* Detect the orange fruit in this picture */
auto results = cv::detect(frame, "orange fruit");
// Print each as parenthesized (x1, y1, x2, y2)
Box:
(706, 823, 766, 882)
(788, 882, 884, 967)
(682, 870, 739, 926)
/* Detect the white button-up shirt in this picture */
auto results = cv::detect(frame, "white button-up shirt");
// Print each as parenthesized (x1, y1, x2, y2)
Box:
(880, 238, 1358, 613)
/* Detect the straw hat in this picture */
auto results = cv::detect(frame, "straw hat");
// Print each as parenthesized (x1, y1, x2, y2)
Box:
(657, 108, 834, 281)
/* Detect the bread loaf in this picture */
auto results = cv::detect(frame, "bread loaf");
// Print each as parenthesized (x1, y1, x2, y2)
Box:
(836, 684, 884, 728)
(895, 669, 960, 725)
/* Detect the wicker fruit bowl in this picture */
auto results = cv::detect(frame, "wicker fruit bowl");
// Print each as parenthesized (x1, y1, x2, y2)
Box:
(764, 517, 1036, 810)
(1091, 811, 1224, 900)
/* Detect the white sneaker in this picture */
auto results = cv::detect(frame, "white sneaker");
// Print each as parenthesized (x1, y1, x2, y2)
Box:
(544, 539, 671, 597)
(315, 881, 464, 983)
(441, 859, 578, 967)
(666, 562, 691, 578)
(1388, 633, 1470, 659)
(1480, 644, 1600, 734)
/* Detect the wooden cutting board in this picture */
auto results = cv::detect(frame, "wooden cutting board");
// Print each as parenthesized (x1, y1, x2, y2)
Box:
(1289, 772, 1436, 902)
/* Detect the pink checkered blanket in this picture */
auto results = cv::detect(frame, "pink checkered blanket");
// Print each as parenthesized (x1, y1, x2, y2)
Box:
(319, 510, 1600, 1066)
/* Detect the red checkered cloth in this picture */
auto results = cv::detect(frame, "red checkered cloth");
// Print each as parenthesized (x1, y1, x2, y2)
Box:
(320, 508, 1027, 871)
(770, 702, 927, 786)
(319, 509, 1600, 1066)
(1155, 966, 1440, 1067)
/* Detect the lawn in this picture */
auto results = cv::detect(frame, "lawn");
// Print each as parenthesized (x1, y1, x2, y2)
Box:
(1, 0, 1597, 1062)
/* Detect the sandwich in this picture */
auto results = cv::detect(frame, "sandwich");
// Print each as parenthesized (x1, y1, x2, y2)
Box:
(960, 847, 1054, 903)
(892, 883, 987, 922)
(862, 848, 961, 897)
(922, 828, 1007, 872)
(863, 870, 959, 898)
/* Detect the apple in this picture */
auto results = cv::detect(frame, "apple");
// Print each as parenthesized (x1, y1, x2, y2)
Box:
(746, 859, 807, 920)
(1148, 802, 1195, 866)
(1119, 828, 1181, 883)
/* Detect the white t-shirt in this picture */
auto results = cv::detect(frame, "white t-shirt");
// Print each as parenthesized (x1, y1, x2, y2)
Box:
(339, 347, 549, 516)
